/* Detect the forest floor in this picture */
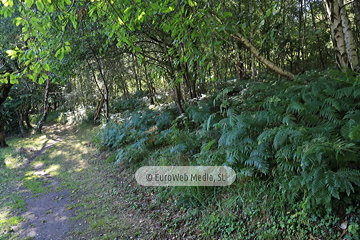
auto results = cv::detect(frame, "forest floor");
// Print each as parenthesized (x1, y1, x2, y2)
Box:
(0, 124, 184, 240)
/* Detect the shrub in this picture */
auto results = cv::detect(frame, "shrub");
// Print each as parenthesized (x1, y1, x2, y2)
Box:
(196, 70, 360, 211)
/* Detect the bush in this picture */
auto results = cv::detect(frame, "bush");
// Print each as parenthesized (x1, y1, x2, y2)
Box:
(97, 70, 360, 214)
(95, 105, 178, 164)
(195, 70, 360, 211)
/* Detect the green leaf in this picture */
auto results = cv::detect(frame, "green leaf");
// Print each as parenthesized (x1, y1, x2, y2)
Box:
(162, 23, 171, 33)
(202, 140, 216, 152)
(259, 19, 265, 27)
(24, 33, 30, 41)
(25, 0, 33, 6)
(150, 3, 159, 10)
(162, 6, 174, 13)
(38, 75, 45, 84)
(55, 48, 64, 60)
(1, 0, 13, 7)
(26, 49, 35, 60)
(36, 0, 44, 11)
(70, 15, 78, 29)
(223, 12, 233, 18)
(9, 74, 18, 84)
(6, 50, 17, 58)
(188, 0, 197, 7)
(43, 63, 51, 71)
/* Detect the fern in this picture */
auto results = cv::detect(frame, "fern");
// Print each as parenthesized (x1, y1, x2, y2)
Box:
(99, 70, 360, 213)
(244, 157, 269, 174)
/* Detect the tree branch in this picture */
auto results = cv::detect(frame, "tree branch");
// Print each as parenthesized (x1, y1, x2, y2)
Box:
(231, 33, 295, 80)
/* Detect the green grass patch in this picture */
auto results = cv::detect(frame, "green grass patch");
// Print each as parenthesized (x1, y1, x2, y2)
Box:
(22, 177, 47, 194)
(0, 216, 24, 228)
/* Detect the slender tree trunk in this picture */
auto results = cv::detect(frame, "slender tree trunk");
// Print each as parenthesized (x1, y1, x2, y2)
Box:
(93, 97, 104, 124)
(174, 84, 184, 114)
(93, 51, 110, 121)
(353, 0, 360, 31)
(133, 54, 142, 92)
(104, 83, 109, 120)
(250, 1, 256, 79)
(310, 2, 326, 69)
(231, 33, 295, 80)
(144, 62, 155, 104)
(0, 83, 13, 148)
(0, 111, 8, 148)
(36, 78, 50, 134)
(298, 0, 304, 70)
(25, 103, 33, 129)
(16, 110, 25, 137)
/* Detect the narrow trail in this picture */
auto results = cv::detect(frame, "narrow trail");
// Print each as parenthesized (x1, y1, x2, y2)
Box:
(5, 124, 173, 240)
(13, 125, 88, 240)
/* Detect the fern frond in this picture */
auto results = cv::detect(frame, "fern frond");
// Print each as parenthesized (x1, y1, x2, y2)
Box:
(244, 157, 269, 174)
(325, 171, 340, 199)
(323, 98, 342, 111)
(287, 101, 305, 113)
(257, 128, 277, 144)
(273, 128, 290, 150)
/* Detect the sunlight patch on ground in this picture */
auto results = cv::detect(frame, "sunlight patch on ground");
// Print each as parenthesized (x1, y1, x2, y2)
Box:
(0, 208, 24, 228)
(24, 171, 39, 180)
(45, 164, 61, 176)
(48, 149, 65, 157)
(4, 156, 23, 169)
(2, 134, 58, 169)
(0, 209, 10, 222)
(31, 160, 43, 167)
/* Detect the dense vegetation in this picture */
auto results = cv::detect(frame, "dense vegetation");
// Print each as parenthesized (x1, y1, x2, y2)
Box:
(1, 0, 360, 238)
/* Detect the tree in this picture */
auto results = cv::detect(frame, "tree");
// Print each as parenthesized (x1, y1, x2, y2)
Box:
(323, 0, 360, 71)
(0, 81, 12, 147)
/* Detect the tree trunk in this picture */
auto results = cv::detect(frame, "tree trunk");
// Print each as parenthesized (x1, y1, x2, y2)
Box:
(16, 110, 25, 137)
(93, 97, 104, 125)
(174, 84, 184, 114)
(25, 103, 33, 129)
(353, 0, 360, 30)
(250, 1, 256, 79)
(231, 33, 295, 80)
(133, 54, 142, 92)
(144, 62, 155, 105)
(310, 2, 326, 69)
(323, 0, 359, 71)
(0, 111, 8, 148)
(36, 78, 50, 134)
(0, 83, 13, 148)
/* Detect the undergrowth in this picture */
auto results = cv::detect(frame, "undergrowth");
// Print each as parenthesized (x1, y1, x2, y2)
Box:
(95, 70, 360, 239)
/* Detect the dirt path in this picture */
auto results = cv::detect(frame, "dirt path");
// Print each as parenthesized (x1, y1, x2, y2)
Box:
(12, 125, 88, 240)
(3, 124, 186, 240)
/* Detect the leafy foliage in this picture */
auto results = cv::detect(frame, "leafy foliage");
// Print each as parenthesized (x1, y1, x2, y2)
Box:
(97, 70, 360, 212)
(197, 71, 360, 210)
